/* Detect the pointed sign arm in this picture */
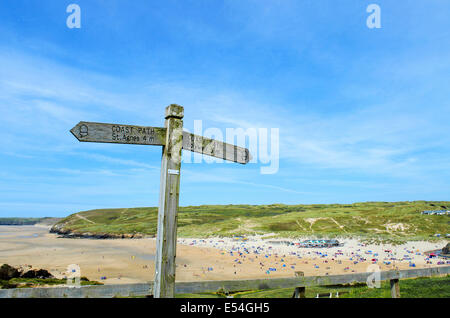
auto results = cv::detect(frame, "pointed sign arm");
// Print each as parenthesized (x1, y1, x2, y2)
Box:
(70, 121, 251, 164)
(70, 121, 166, 146)
(182, 131, 252, 164)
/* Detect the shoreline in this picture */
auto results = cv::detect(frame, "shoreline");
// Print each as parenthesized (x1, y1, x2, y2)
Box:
(48, 225, 446, 243)
(1, 226, 448, 286)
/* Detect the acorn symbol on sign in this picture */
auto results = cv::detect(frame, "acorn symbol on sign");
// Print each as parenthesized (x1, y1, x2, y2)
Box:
(79, 124, 88, 138)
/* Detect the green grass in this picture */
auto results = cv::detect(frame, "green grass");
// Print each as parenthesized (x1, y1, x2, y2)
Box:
(175, 275, 450, 298)
(0, 277, 103, 289)
(54, 201, 450, 242)
(175, 293, 226, 298)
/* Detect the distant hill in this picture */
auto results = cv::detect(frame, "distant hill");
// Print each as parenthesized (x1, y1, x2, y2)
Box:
(0, 217, 61, 226)
(50, 201, 450, 242)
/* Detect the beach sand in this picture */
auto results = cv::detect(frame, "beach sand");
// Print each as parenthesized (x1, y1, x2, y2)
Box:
(0, 226, 447, 285)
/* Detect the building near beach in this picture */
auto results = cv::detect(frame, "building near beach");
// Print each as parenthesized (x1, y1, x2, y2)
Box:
(297, 239, 340, 248)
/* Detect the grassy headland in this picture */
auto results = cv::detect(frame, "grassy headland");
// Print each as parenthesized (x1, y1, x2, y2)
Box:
(52, 201, 450, 243)
(0, 217, 60, 226)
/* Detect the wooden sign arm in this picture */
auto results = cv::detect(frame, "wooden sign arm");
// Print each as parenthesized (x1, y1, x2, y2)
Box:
(70, 121, 251, 164)
(182, 131, 252, 164)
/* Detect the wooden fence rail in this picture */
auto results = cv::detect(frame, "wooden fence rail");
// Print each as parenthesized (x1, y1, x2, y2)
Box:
(0, 266, 448, 298)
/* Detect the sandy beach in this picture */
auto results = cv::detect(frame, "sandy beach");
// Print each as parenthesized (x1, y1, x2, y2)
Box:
(0, 225, 447, 285)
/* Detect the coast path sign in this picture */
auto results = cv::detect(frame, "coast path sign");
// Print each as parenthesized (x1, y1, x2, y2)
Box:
(70, 122, 167, 146)
(70, 104, 251, 298)
(70, 121, 251, 164)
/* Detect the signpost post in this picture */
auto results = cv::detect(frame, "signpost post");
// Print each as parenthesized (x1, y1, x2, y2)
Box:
(70, 104, 251, 298)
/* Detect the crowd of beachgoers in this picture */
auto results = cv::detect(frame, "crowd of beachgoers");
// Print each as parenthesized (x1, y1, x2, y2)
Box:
(179, 236, 449, 276)
(2, 226, 448, 285)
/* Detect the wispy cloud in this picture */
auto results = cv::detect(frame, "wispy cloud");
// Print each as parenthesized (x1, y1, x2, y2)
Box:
(75, 152, 160, 171)
(1, 1, 449, 216)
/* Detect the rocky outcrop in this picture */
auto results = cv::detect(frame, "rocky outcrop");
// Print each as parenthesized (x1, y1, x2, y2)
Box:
(0, 264, 54, 280)
(442, 243, 450, 255)
(49, 224, 147, 239)
(0, 264, 21, 280)
(20, 269, 53, 279)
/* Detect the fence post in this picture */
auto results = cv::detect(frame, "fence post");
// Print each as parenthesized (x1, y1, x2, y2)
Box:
(390, 279, 400, 298)
(293, 287, 306, 298)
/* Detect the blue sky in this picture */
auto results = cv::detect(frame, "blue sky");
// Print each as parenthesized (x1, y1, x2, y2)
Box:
(1, 1, 449, 217)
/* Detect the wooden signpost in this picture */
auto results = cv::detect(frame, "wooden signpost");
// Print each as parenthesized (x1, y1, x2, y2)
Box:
(70, 104, 251, 298)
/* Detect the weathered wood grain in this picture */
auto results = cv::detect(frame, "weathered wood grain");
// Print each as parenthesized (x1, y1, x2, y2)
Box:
(70, 122, 252, 164)
(70, 121, 166, 146)
(390, 279, 400, 298)
(0, 283, 152, 298)
(174, 266, 450, 294)
(292, 287, 306, 298)
(154, 104, 184, 298)
(182, 132, 251, 164)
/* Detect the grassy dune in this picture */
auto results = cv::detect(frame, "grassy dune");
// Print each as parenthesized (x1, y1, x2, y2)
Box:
(0, 278, 103, 289)
(53, 201, 450, 242)
(233, 275, 450, 298)
(175, 275, 450, 298)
